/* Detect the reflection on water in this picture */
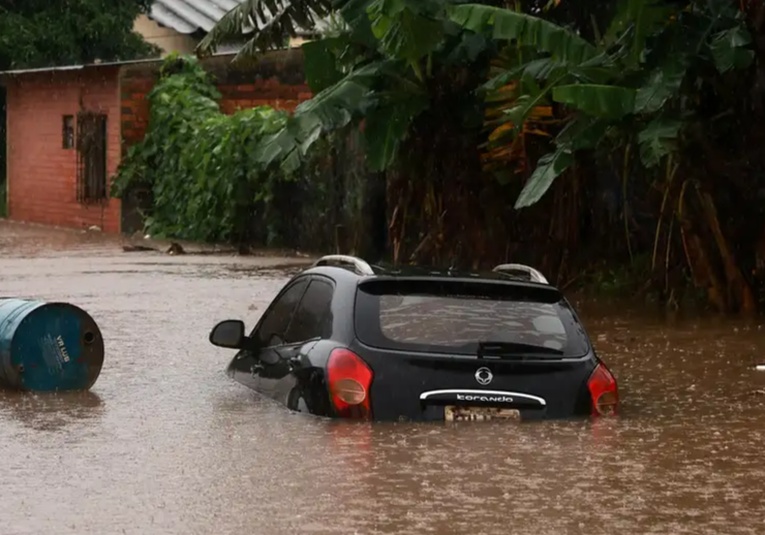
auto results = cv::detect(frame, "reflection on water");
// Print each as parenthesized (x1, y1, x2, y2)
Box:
(1, 223, 765, 534)
(0, 390, 103, 431)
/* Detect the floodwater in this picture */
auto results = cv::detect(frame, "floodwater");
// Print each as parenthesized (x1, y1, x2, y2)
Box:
(2, 221, 765, 535)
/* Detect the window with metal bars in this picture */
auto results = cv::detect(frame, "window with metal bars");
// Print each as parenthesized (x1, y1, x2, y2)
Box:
(76, 112, 108, 203)
(62, 115, 74, 149)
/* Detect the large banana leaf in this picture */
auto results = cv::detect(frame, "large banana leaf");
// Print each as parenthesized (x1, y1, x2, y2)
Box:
(254, 59, 428, 173)
(302, 37, 346, 92)
(633, 55, 687, 113)
(367, 0, 446, 67)
(514, 115, 607, 208)
(602, 0, 677, 66)
(708, 27, 755, 73)
(514, 149, 573, 209)
(196, 0, 333, 59)
(364, 92, 428, 170)
(254, 61, 386, 171)
(552, 84, 636, 118)
(637, 117, 681, 167)
(450, 4, 599, 65)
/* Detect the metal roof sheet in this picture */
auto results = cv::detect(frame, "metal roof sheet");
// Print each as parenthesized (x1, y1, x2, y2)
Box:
(0, 50, 242, 77)
(149, 0, 240, 34)
(147, 0, 323, 35)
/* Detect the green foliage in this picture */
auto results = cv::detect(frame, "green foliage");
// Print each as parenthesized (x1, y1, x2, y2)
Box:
(450, 4, 599, 65)
(233, 0, 489, 178)
(583, 254, 655, 298)
(0, 0, 160, 70)
(196, 0, 333, 61)
(454, 0, 755, 208)
(111, 55, 291, 243)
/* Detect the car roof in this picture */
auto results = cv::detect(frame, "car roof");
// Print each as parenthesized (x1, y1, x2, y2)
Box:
(300, 255, 555, 289)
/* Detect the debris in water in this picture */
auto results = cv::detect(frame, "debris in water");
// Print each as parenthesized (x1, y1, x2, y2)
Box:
(167, 242, 185, 255)
(122, 245, 156, 253)
(756, 365, 765, 371)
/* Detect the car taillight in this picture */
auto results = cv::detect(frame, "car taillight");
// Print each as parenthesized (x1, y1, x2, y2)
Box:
(587, 362, 618, 417)
(327, 348, 374, 419)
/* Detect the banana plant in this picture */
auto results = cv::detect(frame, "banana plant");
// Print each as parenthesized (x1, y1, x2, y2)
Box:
(231, 0, 493, 174)
(452, 0, 755, 208)
(196, 0, 334, 60)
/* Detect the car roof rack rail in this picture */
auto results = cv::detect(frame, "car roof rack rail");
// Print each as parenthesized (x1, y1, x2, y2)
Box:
(313, 255, 375, 276)
(492, 263, 549, 284)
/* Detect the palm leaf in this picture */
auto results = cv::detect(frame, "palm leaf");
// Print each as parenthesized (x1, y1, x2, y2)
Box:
(254, 61, 384, 170)
(196, 0, 333, 59)
(637, 117, 681, 167)
(514, 149, 573, 209)
(552, 84, 636, 118)
(364, 92, 428, 170)
(602, 0, 678, 66)
(633, 55, 687, 113)
(513, 115, 607, 208)
(254, 60, 427, 173)
(450, 4, 599, 65)
(302, 37, 346, 92)
(367, 0, 446, 65)
(708, 26, 755, 73)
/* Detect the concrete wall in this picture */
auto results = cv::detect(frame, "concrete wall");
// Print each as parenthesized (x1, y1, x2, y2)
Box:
(4, 67, 123, 233)
(133, 14, 198, 56)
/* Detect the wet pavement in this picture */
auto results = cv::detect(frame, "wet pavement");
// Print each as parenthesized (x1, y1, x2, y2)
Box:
(2, 220, 765, 534)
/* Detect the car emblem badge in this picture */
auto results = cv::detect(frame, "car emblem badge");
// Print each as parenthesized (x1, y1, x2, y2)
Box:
(475, 367, 493, 386)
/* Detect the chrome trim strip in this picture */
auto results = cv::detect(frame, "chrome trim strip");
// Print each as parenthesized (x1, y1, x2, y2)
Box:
(419, 389, 546, 406)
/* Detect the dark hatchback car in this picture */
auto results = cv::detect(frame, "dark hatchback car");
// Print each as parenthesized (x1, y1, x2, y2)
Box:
(209, 255, 618, 422)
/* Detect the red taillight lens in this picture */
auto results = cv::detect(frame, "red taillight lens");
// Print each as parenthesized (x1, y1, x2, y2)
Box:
(327, 348, 374, 419)
(587, 362, 619, 417)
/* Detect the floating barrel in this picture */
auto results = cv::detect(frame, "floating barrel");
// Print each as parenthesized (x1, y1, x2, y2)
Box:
(0, 299, 104, 391)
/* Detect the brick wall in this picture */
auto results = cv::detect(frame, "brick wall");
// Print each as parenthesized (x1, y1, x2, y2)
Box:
(2, 50, 313, 235)
(119, 49, 312, 154)
(117, 49, 312, 234)
(4, 66, 122, 233)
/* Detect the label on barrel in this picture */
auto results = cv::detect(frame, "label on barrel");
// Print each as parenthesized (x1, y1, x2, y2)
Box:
(39, 333, 70, 373)
(56, 335, 71, 363)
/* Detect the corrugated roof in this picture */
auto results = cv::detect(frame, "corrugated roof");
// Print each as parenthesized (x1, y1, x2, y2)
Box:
(149, 0, 241, 34)
(148, 0, 326, 36)
(0, 50, 243, 77)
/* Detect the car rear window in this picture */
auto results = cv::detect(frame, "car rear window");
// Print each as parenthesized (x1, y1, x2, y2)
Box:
(354, 279, 590, 357)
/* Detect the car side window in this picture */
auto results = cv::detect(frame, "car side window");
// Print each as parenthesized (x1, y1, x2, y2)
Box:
(254, 279, 309, 347)
(283, 279, 334, 344)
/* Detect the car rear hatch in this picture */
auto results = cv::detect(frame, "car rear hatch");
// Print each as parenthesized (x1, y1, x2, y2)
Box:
(351, 277, 596, 421)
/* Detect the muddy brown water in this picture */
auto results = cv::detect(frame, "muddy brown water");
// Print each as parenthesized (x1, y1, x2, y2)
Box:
(2, 221, 765, 534)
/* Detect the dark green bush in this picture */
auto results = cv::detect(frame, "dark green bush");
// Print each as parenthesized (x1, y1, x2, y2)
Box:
(111, 54, 291, 244)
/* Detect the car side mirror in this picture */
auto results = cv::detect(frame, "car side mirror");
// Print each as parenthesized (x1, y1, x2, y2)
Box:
(209, 320, 247, 349)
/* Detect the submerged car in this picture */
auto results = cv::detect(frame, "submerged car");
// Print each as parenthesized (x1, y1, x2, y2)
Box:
(209, 255, 618, 422)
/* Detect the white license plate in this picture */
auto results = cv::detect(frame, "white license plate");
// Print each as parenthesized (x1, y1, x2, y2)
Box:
(444, 405, 521, 422)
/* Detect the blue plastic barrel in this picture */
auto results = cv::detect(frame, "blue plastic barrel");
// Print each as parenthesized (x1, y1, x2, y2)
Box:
(0, 299, 104, 391)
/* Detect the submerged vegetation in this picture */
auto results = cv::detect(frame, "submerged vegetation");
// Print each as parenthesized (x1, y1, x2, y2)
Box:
(113, 0, 765, 315)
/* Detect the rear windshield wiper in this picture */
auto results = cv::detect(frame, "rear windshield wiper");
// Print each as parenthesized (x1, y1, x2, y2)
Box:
(477, 341, 564, 360)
